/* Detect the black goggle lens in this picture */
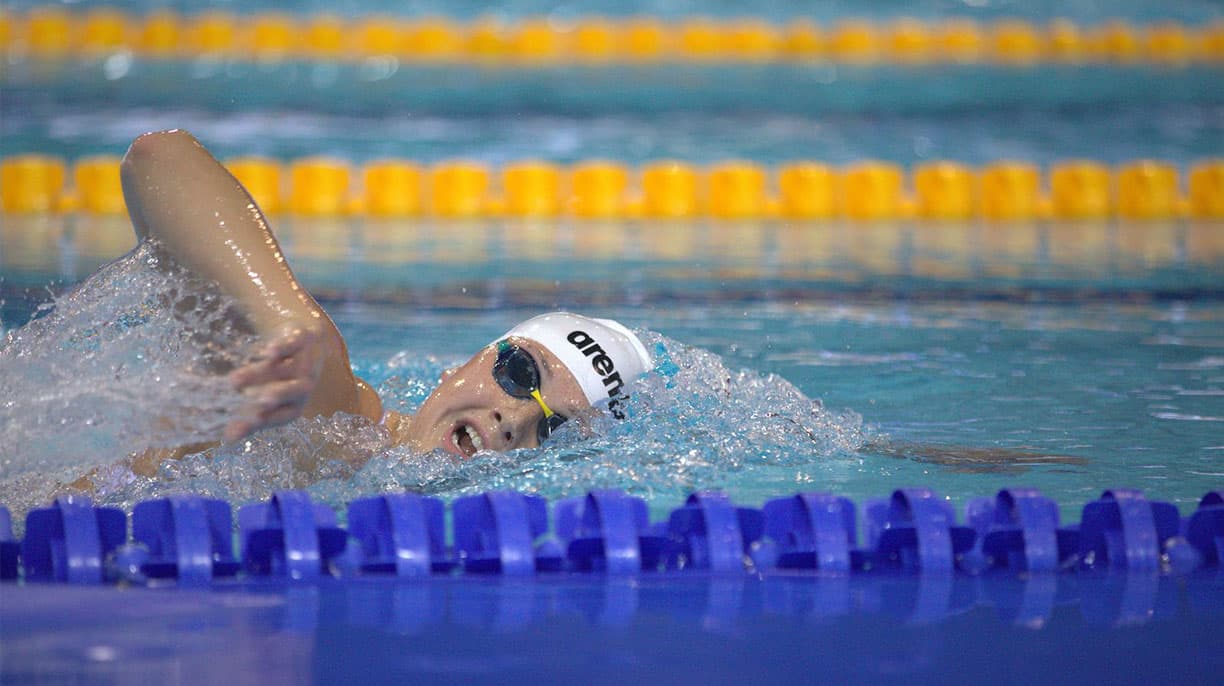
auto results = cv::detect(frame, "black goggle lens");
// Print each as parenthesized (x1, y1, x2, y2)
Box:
(537, 413, 568, 443)
(493, 342, 540, 398)
(494, 340, 568, 443)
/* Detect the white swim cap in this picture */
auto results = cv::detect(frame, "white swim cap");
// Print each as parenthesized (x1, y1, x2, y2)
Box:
(501, 312, 652, 418)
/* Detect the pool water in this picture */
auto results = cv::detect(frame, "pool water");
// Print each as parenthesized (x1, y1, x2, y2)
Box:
(2, 217, 1221, 521)
(6, 104, 1224, 163)
(3, 220, 1224, 679)
(2, 2, 1223, 684)
(2, 573, 1220, 684)
(240, 224, 1224, 517)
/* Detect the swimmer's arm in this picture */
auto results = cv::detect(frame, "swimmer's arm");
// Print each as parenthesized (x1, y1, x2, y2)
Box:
(58, 443, 210, 495)
(860, 439, 1088, 474)
(120, 129, 382, 435)
(121, 129, 317, 339)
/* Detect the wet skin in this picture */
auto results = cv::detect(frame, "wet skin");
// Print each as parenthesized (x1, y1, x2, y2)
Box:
(106, 129, 1076, 485)
(121, 129, 595, 461)
(386, 337, 592, 458)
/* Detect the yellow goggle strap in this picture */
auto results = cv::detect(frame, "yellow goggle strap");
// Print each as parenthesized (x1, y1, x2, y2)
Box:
(530, 389, 556, 418)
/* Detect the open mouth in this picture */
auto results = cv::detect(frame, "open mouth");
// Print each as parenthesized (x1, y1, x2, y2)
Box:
(450, 422, 485, 458)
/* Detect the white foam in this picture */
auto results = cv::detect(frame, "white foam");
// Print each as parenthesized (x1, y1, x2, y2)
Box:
(0, 243, 257, 516)
(1, 320, 868, 523)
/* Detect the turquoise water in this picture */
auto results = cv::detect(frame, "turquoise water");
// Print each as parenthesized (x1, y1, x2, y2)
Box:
(2, 0, 1223, 520)
(337, 295, 1224, 511)
(4, 105, 1223, 164)
(317, 233, 1224, 516)
(2, 220, 1222, 522)
(3, 4, 1223, 684)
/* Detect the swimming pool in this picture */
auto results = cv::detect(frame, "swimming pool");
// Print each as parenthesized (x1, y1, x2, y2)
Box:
(2, 1, 1224, 683)
(4, 208, 1223, 682)
(3, 216, 1223, 515)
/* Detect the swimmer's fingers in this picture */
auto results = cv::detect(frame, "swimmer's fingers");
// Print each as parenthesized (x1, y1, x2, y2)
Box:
(224, 378, 315, 441)
(223, 419, 254, 443)
(230, 326, 324, 390)
(223, 326, 324, 441)
(261, 327, 321, 362)
(230, 354, 301, 389)
(249, 377, 316, 414)
(223, 405, 299, 443)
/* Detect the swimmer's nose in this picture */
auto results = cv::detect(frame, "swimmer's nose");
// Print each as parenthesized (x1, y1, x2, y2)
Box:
(489, 402, 541, 449)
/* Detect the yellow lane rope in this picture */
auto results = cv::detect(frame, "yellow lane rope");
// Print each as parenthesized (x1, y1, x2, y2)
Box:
(2, 155, 1222, 220)
(2, 9, 1223, 66)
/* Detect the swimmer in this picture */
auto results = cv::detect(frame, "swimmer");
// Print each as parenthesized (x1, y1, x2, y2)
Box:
(117, 129, 652, 473)
(61, 129, 1080, 492)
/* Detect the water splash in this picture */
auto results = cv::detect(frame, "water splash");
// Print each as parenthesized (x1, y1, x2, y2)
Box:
(0, 243, 257, 515)
(0, 245, 866, 520)
(77, 332, 867, 517)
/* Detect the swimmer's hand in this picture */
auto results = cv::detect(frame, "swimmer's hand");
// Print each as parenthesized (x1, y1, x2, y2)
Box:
(225, 325, 325, 441)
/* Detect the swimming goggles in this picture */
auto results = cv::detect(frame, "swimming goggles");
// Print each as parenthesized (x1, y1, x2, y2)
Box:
(493, 340, 568, 443)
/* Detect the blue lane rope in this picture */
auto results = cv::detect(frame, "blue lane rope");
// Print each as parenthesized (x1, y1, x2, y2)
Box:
(1, 487, 1222, 585)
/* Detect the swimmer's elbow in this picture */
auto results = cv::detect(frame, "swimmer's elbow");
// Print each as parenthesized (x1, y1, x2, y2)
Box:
(122, 129, 207, 182)
(121, 129, 213, 241)
(124, 129, 199, 163)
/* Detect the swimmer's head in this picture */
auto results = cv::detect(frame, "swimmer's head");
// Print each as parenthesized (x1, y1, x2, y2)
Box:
(499, 312, 652, 419)
(400, 312, 651, 458)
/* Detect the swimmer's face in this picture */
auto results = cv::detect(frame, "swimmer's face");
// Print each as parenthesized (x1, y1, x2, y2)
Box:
(403, 337, 591, 458)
